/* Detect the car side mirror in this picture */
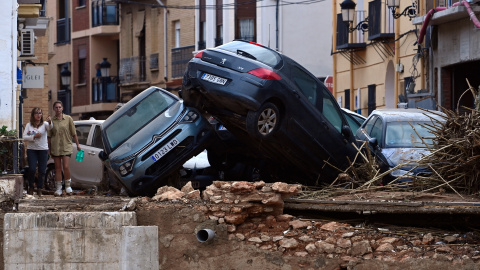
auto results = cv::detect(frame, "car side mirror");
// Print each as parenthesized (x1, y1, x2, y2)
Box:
(368, 137, 378, 148)
(341, 125, 352, 139)
(99, 150, 108, 161)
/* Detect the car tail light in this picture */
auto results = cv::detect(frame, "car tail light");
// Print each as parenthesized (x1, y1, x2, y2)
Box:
(194, 51, 204, 58)
(248, 68, 281, 80)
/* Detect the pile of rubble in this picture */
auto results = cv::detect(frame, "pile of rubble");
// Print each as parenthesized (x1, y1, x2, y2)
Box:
(149, 181, 480, 266)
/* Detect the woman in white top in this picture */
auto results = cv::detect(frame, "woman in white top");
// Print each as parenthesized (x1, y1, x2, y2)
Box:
(23, 107, 53, 196)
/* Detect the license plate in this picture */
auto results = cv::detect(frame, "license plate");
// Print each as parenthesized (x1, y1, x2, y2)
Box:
(202, 73, 227, 85)
(151, 138, 180, 162)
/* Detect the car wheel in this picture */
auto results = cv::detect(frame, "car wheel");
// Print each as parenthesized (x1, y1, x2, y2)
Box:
(44, 166, 56, 191)
(246, 102, 280, 139)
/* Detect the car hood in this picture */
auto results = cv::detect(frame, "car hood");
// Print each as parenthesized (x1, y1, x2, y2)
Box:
(381, 147, 430, 169)
(109, 102, 185, 161)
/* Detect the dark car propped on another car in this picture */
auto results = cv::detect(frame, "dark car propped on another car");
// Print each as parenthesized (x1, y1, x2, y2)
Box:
(182, 40, 358, 185)
(99, 87, 212, 196)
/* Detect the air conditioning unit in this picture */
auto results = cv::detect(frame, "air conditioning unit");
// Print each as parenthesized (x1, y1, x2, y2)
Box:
(20, 29, 35, 56)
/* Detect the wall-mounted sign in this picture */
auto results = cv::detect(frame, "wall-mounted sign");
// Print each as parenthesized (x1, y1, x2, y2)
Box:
(22, 66, 44, 89)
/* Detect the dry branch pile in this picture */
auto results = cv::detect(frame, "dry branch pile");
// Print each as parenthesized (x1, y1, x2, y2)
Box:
(299, 83, 480, 199)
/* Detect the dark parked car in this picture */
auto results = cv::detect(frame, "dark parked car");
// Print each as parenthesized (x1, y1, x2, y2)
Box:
(182, 40, 358, 185)
(99, 87, 213, 196)
(355, 108, 446, 184)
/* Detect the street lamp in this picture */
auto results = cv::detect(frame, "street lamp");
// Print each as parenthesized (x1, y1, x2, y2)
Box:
(100, 58, 111, 77)
(340, 0, 369, 33)
(387, 0, 416, 19)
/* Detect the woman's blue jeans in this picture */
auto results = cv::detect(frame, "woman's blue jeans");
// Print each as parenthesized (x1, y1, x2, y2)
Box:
(26, 149, 48, 189)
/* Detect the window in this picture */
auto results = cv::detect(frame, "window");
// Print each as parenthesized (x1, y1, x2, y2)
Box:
(78, 47, 87, 84)
(75, 125, 92, 145)
(239, 19, 254, 41)
(78, 0, 86, 7)
(235, 0, 256, 41)
(369, 118, 383, 143)
(174, 21, 180, 48)
(91, 125, 104, 149)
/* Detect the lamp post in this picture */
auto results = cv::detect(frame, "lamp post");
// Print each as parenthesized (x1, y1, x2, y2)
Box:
(340, 0, 368, 33)
(100, 58, 111, 77)
(386, 0, 416, 19)
(60, 64, 71, 114)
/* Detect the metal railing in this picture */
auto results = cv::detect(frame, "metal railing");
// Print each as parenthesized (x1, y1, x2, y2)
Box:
(368, 0, 394, 40)
(336, 12, 367, 50)
(171, 45, 195, 78)
(119, 56, 146, 83)
(91, 0, 119, 27)
(92, 76, 119, 103)
(56, 18, 71, 44)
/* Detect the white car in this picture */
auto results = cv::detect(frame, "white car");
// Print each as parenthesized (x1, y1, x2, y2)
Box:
(45, 119, 117, 192)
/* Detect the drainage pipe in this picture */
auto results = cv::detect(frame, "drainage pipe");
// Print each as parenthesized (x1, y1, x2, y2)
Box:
(196, 229, 215, 243)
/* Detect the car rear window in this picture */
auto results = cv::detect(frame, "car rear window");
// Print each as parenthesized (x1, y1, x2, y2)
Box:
(104, 89, 177, 150)
(217, 40, 281, 68)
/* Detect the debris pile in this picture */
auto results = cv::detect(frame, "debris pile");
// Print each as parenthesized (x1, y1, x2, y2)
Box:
(419, 107, 480, 195)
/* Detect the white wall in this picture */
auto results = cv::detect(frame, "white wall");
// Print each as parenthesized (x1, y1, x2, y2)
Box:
(279, 0, 333, 78)
(0, 0, 17, 130)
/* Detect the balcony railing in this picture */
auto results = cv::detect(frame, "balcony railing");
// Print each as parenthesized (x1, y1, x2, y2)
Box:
(92, 76, 119, 103)
(336, 12, 367, 50)
(198, 40, 206, 50)
(91, 0, 119, 27)
(368, 0, 394, 40)
(119, 56, 146, 84)
(171, 45, 195, 78)
(56, 18, 71, 44)
(214, 38, 223, 47)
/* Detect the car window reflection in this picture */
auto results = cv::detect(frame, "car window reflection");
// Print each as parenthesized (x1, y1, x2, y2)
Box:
(105, 90, 176, 150)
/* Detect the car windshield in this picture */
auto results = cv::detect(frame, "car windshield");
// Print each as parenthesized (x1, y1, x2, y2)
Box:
(104, 90, 176, 150)
(217, 40, 281, 68)
(385, 121, 437, 148)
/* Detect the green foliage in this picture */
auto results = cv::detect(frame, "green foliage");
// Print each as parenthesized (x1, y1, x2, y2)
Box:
(0, 126, 17, 137)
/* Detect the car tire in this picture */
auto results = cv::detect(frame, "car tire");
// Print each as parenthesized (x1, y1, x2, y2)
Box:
(44, 166, 57, 191)
(246, 102, 280, 139)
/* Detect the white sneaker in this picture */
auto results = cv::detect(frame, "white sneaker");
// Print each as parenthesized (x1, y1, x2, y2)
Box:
(65, 187, 73, 195)
(54, 181, 63, 196)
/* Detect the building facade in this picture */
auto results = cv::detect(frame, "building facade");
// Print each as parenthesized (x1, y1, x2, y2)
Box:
(118, 0, 195, 101)
(333, 0, 427, 116)
(47, 0, 120, 120)
(413, 2, 480, 112)
(195, 0, 333, 79)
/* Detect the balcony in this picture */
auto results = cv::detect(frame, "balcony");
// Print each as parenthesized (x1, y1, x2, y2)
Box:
(336, 12, 367, 50)
(367, 0, 394, 40)
(92, 76, 119, 103)
(92, 0, 119, 27)
(56, 18, 71, 44)
(171, 45, 195, 78)
(119, 56, 146, 84)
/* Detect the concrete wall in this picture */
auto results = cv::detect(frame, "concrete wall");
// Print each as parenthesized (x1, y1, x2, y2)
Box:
(3, 212, 158, 269)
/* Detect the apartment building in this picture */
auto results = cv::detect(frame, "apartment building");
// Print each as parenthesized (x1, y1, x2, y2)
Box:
(117, 0, 195, 101)
(333, 0, 424, 115)
(47, 0, 120, 120)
